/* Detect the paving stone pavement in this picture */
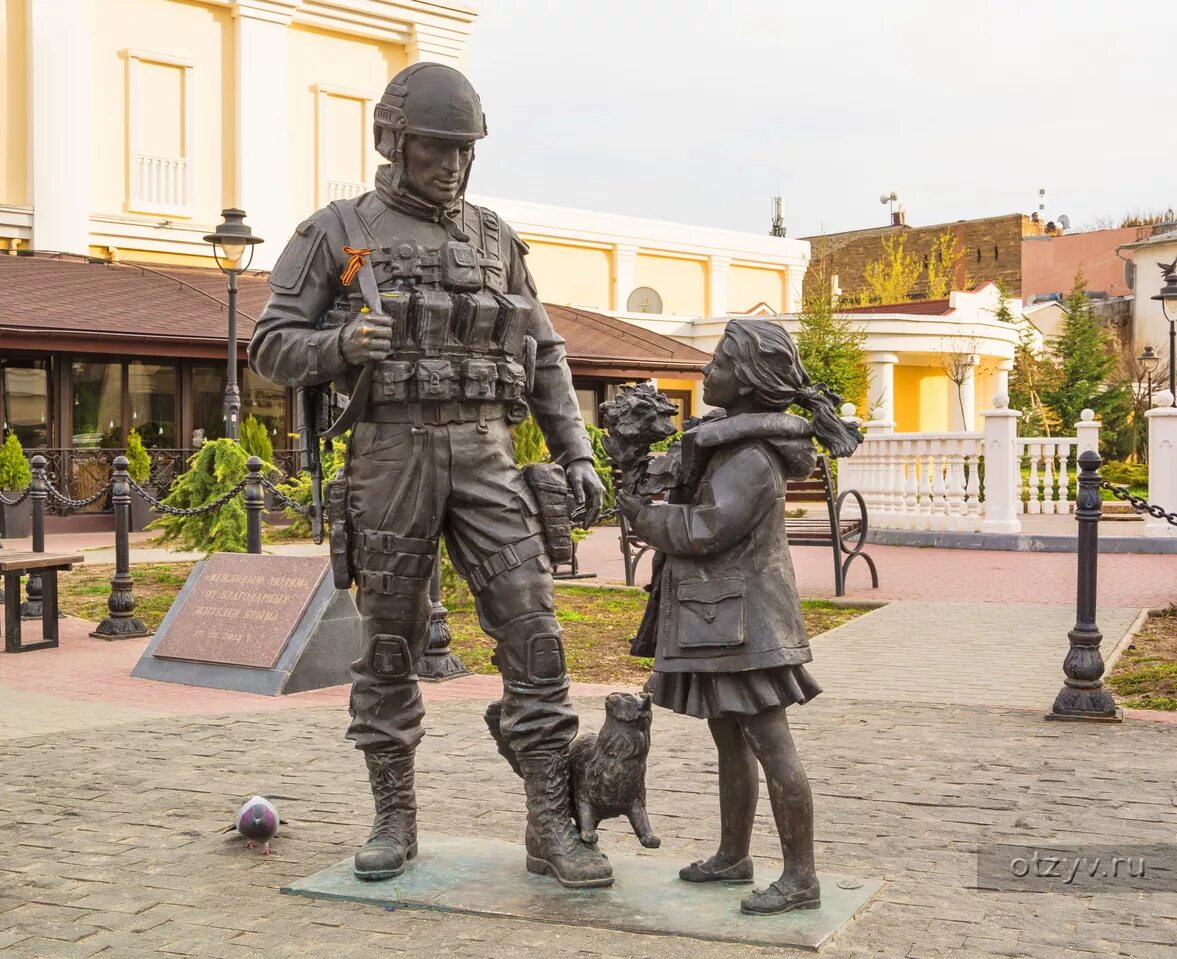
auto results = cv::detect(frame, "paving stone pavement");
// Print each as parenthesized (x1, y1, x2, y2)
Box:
(810, 602, 1143, 709)
(2, 697, 1176, 959)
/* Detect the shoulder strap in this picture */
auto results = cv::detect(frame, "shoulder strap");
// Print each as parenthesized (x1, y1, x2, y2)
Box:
(328, 200, 383, 316)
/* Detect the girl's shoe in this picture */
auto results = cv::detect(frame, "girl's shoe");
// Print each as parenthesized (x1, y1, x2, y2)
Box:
(740, 879, 821, 914)
(679, 855, 754, 884)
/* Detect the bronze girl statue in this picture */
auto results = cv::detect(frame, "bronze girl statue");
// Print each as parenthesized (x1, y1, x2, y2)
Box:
(616, 318, 861, 915)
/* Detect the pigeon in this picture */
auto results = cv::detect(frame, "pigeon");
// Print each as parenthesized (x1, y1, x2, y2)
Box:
(223, 795, 283, 855)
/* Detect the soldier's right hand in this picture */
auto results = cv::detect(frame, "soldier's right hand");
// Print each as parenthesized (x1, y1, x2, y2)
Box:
(340, 312, 394, 365)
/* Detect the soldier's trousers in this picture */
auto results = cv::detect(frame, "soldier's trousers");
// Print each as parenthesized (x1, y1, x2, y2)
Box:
(344, 417, 577, 757)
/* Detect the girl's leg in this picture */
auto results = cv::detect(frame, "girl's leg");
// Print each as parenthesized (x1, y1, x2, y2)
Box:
(681, 715, 758, 882)
(709, 714, 759, 866)
(737, 706, 819, 908)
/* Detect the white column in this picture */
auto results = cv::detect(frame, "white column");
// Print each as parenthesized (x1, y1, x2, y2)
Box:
(29, 0, 92, 253)
(949, 356, 977, 431)
(994, 359, 1013, 401)
(1144, 390, 1177, 538)
(783, 262, 805, 313)
(707, 255, 730, 316)
(612, 244, 637, 311)
(980, 394, 1023, 534)
(233, 1, 299, 271)
(1075, 408, 1100, 455)
(866, 352, 898, 425)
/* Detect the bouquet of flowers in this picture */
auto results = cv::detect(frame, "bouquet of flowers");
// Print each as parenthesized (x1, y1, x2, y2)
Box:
(598, 382, 680, 495)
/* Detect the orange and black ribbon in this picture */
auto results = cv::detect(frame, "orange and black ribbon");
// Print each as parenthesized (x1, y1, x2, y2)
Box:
(340, 246, 371, 286)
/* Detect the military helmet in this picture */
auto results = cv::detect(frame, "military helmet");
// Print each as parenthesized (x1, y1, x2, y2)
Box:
(373, 63, 487, 145)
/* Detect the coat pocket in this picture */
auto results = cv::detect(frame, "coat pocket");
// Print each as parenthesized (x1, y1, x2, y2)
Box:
(676, 578, 746, 648)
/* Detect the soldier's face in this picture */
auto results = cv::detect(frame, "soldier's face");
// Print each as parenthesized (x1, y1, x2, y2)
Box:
(403, 135, 475, 205)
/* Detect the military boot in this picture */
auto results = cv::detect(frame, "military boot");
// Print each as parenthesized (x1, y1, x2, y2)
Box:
(518, 751, 613, 888)
(354, 751, 418, 881)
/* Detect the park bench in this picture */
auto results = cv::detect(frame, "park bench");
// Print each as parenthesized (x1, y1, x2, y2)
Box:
(617, 454, 878, 597)
(1, 551, 83, 652)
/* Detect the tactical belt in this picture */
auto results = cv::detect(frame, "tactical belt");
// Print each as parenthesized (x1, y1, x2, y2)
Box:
(364, 401, 506, 426)
(355, 530, 437, 557)
(467, 534, 548, 594)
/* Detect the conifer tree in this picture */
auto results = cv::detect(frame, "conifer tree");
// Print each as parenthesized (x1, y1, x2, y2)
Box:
(148, 439, 250, 553)
(794, 262, 868, 411)
(1039, 271, 1128, 429)
(995, 279, 1058, 436)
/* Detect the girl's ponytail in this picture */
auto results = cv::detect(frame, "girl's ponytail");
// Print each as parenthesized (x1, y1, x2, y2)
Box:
(794, 384, 863, 459)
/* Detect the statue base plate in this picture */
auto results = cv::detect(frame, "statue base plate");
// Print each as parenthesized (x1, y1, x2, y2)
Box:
(282, 832, 882, 950)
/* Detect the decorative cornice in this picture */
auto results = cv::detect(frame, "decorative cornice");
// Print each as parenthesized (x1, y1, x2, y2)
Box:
(215, 1, 475, 48)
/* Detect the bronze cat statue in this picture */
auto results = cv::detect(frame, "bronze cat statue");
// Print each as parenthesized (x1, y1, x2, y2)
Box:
(485, 692, 659, 849)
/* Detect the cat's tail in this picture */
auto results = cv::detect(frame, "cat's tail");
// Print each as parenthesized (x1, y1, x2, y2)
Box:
(483, 701, 523, 778)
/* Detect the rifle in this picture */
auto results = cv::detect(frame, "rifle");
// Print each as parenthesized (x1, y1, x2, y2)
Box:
(298, 385, 329, 545)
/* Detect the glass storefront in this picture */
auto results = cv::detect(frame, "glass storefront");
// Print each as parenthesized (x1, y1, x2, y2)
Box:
(71, 360, 124, 448)
(127, 361, 178, 447)
(0, 357, 51, 447)
(191, 363, 228, 443)
(242, 368, 288, 445)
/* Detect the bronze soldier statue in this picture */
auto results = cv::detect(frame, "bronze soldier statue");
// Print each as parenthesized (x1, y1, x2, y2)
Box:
(248, 63, 612, 889)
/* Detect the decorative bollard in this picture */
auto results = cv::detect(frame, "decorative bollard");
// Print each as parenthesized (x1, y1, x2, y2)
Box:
(417, 548, 469, 682)
(91, 456, 151, 640)
(19, 455, 49, 620)
(244, 456, 265, 555)
(1046, 449, 1122, 722)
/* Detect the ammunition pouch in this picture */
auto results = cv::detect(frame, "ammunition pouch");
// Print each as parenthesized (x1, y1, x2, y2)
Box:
(522, 463, 574, 565)
(325, 469, 353, 590)
(415, 358, 459, 401)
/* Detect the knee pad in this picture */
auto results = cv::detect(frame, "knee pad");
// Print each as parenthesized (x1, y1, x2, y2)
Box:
(489, 612, 566, 686)
(370, 634, 415, 679)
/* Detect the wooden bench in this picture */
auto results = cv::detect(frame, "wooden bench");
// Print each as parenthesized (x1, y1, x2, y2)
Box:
(616, 454, 878, 597)
(1, 551, 83, 652)
(783, 455, 878, 597)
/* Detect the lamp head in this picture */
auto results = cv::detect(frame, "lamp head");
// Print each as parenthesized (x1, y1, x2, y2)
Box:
(1138, 344, 1161, 374)
(203, 208, 263, 274)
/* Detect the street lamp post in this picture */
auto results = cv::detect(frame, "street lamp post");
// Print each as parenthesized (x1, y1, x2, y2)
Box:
(203, 209, 263, 440)
(1151, 262, 1177, 407)
(1138, 345, 1160, 410)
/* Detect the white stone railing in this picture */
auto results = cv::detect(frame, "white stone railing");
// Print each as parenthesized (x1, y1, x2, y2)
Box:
(837, 401, 1101, 534)
(839, 431, 984, 531)
(133, 154, 190, 210)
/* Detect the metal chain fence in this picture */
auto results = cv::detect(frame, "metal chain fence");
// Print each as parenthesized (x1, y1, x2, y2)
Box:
(0, 489, 31, 508)
(128, 477, 250, 517)
(259, 476, 311, 516)
(1100, 481, 1177, 527)
(44, 482, 113, 511)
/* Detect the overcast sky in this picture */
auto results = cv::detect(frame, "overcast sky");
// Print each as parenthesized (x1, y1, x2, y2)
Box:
(465, 0, 1172, 239)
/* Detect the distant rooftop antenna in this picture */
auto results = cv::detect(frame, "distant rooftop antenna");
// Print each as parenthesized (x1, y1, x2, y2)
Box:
(770, 196, 786, 237)
(1058, 214, 1070, 231)
(1038, 187, 1046, 216)
(880, 191, 899, 223)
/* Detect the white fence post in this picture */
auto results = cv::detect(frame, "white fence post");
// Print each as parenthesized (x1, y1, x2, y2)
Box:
(981, 394, 1022, 534)
(1144, 390, 1177, 538)
(1075, 408, 1100, 456)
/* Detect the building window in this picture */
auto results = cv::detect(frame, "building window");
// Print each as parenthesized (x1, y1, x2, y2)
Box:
(124, 49, 195, 216)
(0, 357, 52, 448)
(242, 368, 288, 444)
(71, 360, 124, 448)
(128, 361, 178, 447)
(315, 85, 372, 205)
(191, 363, 227, 442)
(627, 286, 664, 313)
(994, 245, 999, 261)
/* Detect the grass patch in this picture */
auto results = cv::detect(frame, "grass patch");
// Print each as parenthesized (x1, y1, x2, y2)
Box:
(58, 562, 195, 631)
(52, 566, 868, 685)
(445, 587, 866, 685)
(1107, 604, 1177, 710)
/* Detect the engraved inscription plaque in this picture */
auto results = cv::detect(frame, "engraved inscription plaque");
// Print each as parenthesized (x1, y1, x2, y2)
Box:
(151, 554, 328, 669)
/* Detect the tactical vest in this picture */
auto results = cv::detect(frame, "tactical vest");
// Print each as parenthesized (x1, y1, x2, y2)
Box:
(325, 200, 533, 410)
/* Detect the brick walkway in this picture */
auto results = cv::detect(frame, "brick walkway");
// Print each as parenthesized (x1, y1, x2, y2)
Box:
(2, 697, 1176, 958)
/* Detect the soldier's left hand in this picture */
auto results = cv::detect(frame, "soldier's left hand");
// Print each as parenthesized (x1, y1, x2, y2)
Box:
(566, 460, 605, 528)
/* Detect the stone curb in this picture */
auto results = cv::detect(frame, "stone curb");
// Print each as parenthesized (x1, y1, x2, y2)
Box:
(866, 528, 1177, 553)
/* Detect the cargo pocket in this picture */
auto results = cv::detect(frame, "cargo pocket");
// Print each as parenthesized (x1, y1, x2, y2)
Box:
(498, 361, 527, 401)
(374, 361, 414, 403)
(415, 359, 458, 400)
(370, 635, 413, 678)
(527, 634, 566, 684)
(461, 358, 499, 400)
(676, 578, 746, 648)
